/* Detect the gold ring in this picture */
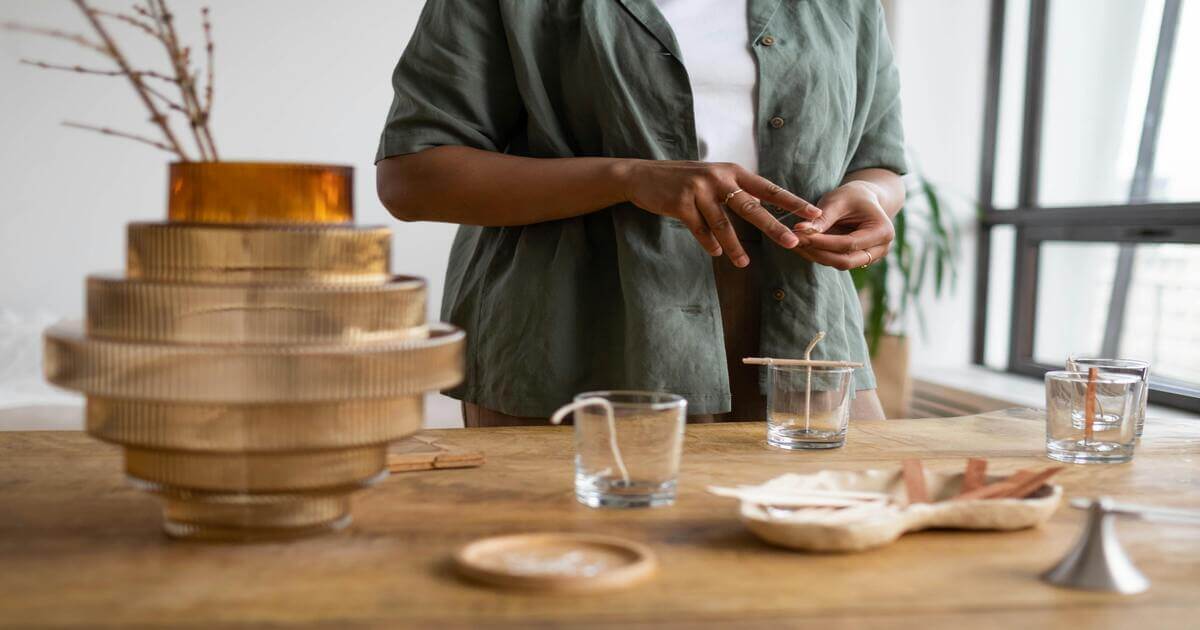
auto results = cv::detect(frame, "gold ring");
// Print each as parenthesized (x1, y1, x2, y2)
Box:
(860, 250, 874, 269)
(723, 188, 744, 205)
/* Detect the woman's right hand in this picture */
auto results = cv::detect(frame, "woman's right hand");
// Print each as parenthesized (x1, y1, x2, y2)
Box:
(616, 160, 821, 268)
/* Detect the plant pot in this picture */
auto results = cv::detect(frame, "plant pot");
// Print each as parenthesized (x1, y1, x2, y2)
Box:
(871, 334, 911, 419)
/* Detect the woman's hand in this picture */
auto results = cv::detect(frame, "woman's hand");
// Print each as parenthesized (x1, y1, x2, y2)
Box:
(791, 180, 896, 271)
(617, 160, 821, 268)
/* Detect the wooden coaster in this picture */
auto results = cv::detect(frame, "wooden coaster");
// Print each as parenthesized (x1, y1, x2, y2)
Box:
(454, 533, 657, 592)
(387, 435, 485, 473)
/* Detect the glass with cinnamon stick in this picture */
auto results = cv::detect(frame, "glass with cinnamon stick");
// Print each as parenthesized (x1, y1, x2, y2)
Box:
(1045, 370, 1140, 464)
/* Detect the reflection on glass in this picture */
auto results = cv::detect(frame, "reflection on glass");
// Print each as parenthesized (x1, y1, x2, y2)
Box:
(1033, 242, 1200, 391)
(1033, 242, 1118, 365)
(1119, 244, 1200, 386)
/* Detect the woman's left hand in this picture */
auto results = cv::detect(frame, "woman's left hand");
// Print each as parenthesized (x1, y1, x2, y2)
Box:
(790, 181, 894, 271)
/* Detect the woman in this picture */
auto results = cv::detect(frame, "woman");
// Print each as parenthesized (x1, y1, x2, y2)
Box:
(376, 0, 906, 426)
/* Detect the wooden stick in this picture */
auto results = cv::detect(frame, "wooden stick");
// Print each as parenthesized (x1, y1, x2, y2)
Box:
(958, 458, 988, 496)
(1084, 367, 1098, 444)
(954, 469, 1036, 501)
(1001, 466, 1063, 499)
(902, 459, 929, 504)
(743, 358, 864, 368)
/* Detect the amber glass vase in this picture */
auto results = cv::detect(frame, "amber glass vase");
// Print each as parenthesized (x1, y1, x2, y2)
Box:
(168, 162, 354, 224)
(45, 162, 464, 541)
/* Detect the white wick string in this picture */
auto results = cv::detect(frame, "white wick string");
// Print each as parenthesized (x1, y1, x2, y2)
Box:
(550, 397, 630, 484)
(803, 331, 826, 432)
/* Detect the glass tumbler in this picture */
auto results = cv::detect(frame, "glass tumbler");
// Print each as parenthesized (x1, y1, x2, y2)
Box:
(558, 391, 687, 509)
(1045, 370, 1140, 464)
(766, 366, 854, 450)
(1067, 357, 1151, 437)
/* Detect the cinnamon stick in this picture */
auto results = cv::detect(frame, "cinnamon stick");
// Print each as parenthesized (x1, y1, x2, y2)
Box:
(958, 458, 988, 496)
(902, 459, 929, 504)
(1084, 367, 1098, 443)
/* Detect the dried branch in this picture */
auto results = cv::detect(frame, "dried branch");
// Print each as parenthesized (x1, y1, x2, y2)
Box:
(142, 81, 188, 115)
(146, 0, 210, 160)
(19, 58, 175, 82)
(92, 9, 156, 37)
(199, 6, 217, 158)
(62, 120, 177, 154)
(1, 21, 109, 55)
(11, 1, 219, 161)
(72, 0, 190, 160)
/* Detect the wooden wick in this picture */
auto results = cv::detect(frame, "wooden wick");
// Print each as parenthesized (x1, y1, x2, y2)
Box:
(953, 466, 1063, 500)
(901, 459, 929, 504)
(958, 458, 988, 496)
(1084, 367, 1098, 444)
(1004, 466, 1063, 498)
(954, 469, 1035, 500)
(802, 331, 826, 432)
(742, 358, 864, 368)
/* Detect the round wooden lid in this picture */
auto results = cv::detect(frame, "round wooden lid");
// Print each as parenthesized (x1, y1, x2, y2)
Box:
(454, 533, 657, 592)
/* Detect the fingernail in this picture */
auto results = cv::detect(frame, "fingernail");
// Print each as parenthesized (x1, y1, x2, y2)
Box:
(782, 233, 799, 248)
(734, 255, 749, 268)
(802, 225, 819, 235)
(712, 246, 723, 256)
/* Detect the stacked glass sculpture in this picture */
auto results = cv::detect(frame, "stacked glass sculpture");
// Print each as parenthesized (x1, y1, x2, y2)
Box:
(44, 162, 464, 540)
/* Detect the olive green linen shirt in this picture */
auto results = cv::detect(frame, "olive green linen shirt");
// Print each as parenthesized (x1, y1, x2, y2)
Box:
(377, 0, 907, 417)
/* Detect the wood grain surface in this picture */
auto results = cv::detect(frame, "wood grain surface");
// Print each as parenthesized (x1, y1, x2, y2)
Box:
(1, 408, 1197, 629)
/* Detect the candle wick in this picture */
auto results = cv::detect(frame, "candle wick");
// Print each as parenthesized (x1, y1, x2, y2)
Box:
(550, 397, 630, 484)
(803, 331, 826, 432)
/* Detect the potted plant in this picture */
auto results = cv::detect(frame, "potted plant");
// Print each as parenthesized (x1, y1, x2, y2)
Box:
(850, 164, 959, 418)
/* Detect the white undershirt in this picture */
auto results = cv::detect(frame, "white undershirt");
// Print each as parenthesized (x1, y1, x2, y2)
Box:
(653, 0, 759, 173)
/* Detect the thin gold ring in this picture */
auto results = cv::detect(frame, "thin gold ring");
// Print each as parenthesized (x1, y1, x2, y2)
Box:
(723, 188, 744, 205)
(860, 250, 874, 269)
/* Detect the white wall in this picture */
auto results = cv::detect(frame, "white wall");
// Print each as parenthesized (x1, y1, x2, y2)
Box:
(890, 0, 990, 370)
(0, 0, 464, 424)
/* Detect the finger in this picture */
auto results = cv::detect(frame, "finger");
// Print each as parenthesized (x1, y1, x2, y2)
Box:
(726, 190, 801, 250)
(696, 194, 748, 267)
(676, 200, 723, 257)
(802, 222, 893, 254)
(735, 171, 822, 220)
(794, 244, 889, 271)
(793, 203, 843, 236)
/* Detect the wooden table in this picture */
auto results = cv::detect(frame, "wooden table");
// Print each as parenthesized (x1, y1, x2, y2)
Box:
(2, 408, 1198, 628)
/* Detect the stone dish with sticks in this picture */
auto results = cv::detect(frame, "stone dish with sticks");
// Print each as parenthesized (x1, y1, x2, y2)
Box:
(711, 459, 1063, 552)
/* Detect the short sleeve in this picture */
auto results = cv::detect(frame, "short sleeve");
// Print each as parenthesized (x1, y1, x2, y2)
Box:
(845, 4, 907, 176)
(375, 0, 524, 162)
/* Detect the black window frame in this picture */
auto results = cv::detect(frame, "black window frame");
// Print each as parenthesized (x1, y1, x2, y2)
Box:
(973, 0, 1200, 413)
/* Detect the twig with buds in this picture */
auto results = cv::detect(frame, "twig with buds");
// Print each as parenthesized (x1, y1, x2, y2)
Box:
(4, 0, 219, 161)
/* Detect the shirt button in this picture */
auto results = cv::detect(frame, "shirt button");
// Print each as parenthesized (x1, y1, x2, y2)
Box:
(769, 116, 786, 129)
(773, 289, 786, 301)
(761, 35, 776, 46)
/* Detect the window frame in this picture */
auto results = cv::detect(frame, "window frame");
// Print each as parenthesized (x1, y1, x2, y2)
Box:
(973, 0, 1200, 413)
